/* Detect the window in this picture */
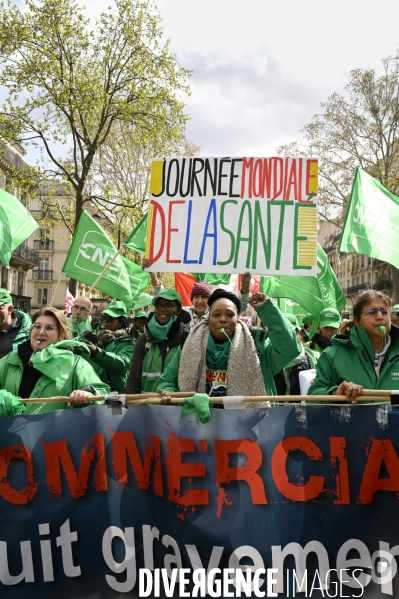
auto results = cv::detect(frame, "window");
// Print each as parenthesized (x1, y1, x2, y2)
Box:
(37, 288, 53, 305)
(33, 229, 53, 250)
(39, 258, 50, 270)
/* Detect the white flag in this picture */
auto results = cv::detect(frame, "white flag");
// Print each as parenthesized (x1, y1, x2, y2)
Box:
(65, 288, 75, 315)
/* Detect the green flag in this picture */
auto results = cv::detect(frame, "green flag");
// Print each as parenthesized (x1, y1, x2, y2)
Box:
(61, 211, 132, 306)
(261, 243, 345, 322)
(278, 298, 307, 323)
(0, 204, 12, 267)
(121, 256, 150, 304)
(124, 214, 147, 253)
(131, 292, 153, 310)
(192, 273, 231, 285)
(0, 188, 38, 251)
(339, 167, 399, 267)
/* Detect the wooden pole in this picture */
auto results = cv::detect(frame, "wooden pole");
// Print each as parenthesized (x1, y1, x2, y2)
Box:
(87, 247, 123, 295)
(19, 391, 392, 404)
(49, 272, 63, 307)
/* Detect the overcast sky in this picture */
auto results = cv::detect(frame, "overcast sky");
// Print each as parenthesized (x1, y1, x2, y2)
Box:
(152, 0, 399, 157)
(18, 0, 399, 162)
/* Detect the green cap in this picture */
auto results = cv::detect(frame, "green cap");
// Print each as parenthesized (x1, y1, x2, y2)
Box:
(284, 313, 298, 327)
(103, 300, 128, 318)
(0, 289, 12, 306)
(319, 307, 341, 329)
(302, 313, 313, 326)
(134, 311, 148, 319)
(152, 289, 182, 306)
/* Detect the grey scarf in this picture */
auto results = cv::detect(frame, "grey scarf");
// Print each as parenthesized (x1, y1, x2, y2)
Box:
(178, 320, 266, 397)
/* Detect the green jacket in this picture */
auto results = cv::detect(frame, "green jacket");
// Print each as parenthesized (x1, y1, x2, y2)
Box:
(156, 299, 301, 395)
(12, 309, 32, 349)
(81, 336, 135, 393)
(0, 350, 110, 417)
(308, 324, 399, 398)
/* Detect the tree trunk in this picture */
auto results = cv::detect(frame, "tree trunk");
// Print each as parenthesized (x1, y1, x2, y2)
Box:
(68, 186, 85, 297)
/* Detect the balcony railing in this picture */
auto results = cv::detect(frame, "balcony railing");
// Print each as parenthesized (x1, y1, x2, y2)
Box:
(32, 269, 53, 281)
(346, 283, 369, 295)
(33, 240, 54, 250)
(12, 243, 40, 264)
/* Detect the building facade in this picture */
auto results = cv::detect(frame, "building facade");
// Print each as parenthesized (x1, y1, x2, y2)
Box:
(0, 141, 39, 312)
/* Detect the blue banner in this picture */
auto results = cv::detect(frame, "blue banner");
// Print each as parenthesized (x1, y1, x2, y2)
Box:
(0, 404, 398, 598)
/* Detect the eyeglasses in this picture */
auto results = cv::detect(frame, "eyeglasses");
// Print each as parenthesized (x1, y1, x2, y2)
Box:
(154, 303, 174, 312)
(361, 307, 390, 316)
(101, 314, 116, 323)
(72, 305, 89, 312)
(32, 323, 57, 332)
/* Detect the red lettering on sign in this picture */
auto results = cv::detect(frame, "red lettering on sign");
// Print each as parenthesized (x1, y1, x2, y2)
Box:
(166, 436, 208, 506)
(215, 439, 267, 504)
(45, 434, 107, 499)
(166, 200, 185, 263)
(112, 431, 163, 497)
(241, 157, 254, 198)
(271, 436, 324, 501)
(149, 200, 166, 263)
(358, 439, 399, 504)
(0, 445, 37, 504)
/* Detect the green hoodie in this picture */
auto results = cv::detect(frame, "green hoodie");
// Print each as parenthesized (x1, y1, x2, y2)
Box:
(308, 324, 399, 399)
(0, 350, 110, 417)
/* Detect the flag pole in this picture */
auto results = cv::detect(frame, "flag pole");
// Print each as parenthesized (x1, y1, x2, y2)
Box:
(87, 247, 123, 295)
(49, 272, 62, 307)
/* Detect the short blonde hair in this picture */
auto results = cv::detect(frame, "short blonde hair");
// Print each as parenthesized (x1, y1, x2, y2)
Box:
(32, 307, 72, 342)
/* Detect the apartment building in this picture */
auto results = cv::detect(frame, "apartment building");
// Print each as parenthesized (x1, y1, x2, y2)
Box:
(0, 141, 39, 312)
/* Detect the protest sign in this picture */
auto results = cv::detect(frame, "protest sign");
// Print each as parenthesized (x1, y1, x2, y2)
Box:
(0, 403, 398, 598)
(146, 157, 319, 275)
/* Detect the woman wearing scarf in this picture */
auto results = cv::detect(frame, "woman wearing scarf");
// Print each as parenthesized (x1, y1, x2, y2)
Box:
(125, 289, 190, 394)
(157, 289, 301, 398)
(0, 307, 110, 417)
(77, 300, 135, 393)
(308, 290, 398, 403)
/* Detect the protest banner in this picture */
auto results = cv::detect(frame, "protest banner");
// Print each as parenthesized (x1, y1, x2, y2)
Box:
(339, 167, 399, 267)
(145, 157, 319, 275)
(0, 403, 398, 598)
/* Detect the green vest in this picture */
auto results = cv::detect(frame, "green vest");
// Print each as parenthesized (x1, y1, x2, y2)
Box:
(141, 343, 180, 393)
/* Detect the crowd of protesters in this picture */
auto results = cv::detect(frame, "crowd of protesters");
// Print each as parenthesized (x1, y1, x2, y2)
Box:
(0, 270, 396, 417)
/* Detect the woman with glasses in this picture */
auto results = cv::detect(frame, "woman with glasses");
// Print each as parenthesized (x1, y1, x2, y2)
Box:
(0, 307, 110, 417)
(308, 290, 396, 403)
(125, 289, 190, 394)
(76, 300, 135, 393)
